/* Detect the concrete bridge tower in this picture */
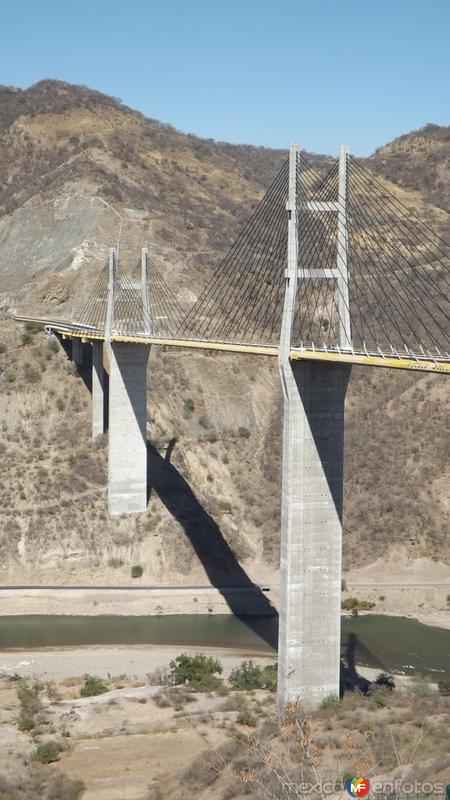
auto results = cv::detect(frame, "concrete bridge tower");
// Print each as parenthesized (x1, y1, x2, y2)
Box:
(278, 144, 351, 709)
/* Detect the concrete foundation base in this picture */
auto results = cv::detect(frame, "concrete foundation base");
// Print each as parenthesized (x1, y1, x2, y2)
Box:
(278, 359, 351, 710)
(108, 342, 150, 515)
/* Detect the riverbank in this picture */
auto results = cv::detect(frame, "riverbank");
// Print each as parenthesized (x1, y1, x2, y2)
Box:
(0, 585, 276, 617)
(0, 643, 277, 680)
(0, 642, 390, 684)
(0, 583, 449, 632)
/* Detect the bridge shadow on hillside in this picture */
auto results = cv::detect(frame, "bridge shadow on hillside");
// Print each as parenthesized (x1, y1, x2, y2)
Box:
(146, 438, 278, 649)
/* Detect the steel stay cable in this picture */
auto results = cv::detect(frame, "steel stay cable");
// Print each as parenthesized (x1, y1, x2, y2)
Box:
(205, 170, 290, 341)
(348, 169, 450, 349)
(349, 161, 450, 305)
(349, 163, 450, 318)
(346, 204, 433, 351)
(215, 179, 290, 340)
(190, 172, 289, 340)
(351, 158, 450, 260)
(180, 161, 289, 336)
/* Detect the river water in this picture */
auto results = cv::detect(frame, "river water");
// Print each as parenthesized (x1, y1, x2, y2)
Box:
(0, 614, 449, 680)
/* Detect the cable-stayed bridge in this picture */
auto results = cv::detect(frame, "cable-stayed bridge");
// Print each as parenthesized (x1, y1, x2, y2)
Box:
(18, 145, 450, 372)
(15, 145, 450, 711)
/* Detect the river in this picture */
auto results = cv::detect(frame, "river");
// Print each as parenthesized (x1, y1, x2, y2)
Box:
(0, 613, 449, 680)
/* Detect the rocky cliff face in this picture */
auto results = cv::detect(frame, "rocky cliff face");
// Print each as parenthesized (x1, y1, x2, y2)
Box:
(0, 80, 448, 585)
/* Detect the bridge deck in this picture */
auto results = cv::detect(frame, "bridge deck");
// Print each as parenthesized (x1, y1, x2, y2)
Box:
(15, 315, 450, 374)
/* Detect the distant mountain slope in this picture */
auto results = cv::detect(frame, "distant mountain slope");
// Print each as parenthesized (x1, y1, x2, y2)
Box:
(369, 123, 450, 214)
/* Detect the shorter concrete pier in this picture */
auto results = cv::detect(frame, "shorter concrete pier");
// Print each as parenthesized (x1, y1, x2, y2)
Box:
(108, 342, 150, 515)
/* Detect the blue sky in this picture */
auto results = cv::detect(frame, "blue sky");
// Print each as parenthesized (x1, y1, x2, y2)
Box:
(1, 0, 449, 155)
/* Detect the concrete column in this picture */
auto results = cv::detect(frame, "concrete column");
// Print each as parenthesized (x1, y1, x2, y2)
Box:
(108, 342, 150, 515)
(278, 359, 351, 710)
(92, 341, 104, 440)
(72, 338, 83, 367)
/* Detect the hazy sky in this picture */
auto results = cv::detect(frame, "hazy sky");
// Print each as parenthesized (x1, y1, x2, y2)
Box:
(1, 0, 449, 155)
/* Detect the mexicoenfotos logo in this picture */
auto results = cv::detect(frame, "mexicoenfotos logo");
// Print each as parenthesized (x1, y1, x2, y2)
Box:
(346, 777, 370, 797)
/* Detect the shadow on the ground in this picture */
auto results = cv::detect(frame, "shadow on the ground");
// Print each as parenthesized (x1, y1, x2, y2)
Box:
(340, 631, 393, 695)
(146, 438, 278, 649)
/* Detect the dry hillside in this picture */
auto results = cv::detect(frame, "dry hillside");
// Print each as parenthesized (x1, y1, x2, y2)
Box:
(0, 80, 448, 589)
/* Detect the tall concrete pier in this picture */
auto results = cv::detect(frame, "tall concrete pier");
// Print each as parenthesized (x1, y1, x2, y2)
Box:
(91, 341, 104, 440)
(104, 246, 151, 514)
(278, 144, 352, 708)
(278, 360, 350, 708)
(108, 341, 150, 514)
(72, 338, 83, 367)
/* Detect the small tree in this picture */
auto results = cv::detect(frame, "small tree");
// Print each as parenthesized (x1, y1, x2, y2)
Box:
(131, 564, 144, 578)
(31, 741, 60, 764)
(169, 653, 223, 691)
(80, 675, 108, 697)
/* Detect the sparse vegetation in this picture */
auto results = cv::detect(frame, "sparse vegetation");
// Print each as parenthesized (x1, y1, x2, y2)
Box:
(80, 675, 108, 697)
(183, 398, 195, 414)
(217, 500, 232, 514)
(236, 708, 257, 727)
(229, 661, 277, 691)
(31, 740, 60, 764)
(341, 596, 376, 613)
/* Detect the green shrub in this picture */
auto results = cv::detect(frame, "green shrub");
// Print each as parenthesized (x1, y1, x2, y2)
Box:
(56, 398, 65, 411)
(341, 578, 347, 591)
(229, 660, 264, 690)
(341, 596, 375, 611)
(80, 675, 108, 697)
(48, 338, 59, 353)
(261, 663, 278, 691)
(183, 398, 195, 413)
(169, 653, 223, 691)
(319, 694, 341, 711)
(373, 689, 389, 707)
(131, 564, 144, 578)
(238, 426, 250, 439)
(17, 679, 41, 715)
(217, 500, 232, 514)
(0, 341, 6, 354)
(31, 740, 60, 764)
(236, 709, 257, 727)
(18, 716, 35, 731)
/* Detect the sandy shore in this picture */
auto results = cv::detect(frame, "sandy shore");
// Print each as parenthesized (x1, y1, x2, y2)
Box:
(0, 644, 277, 680)
(0, 586, 276, 617)
(0, 643, 396, 687)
